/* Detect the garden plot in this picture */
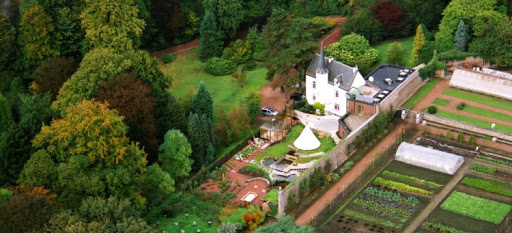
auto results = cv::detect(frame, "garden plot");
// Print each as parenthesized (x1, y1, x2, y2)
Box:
(319, 160, 451, 232)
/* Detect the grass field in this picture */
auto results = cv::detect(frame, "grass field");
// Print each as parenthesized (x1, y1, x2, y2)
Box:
(374, 36, 414, 68)
(440, 191, 512, 224)
(160, 213, 217, 233)
(462, 105, 512, 124)
(160, 48, 268, 113)
(264, 189, 278, 203)
(402, 79, 440, 109)
(433, 98, 449, 106)
(442, 89, 512, 112)
(436, 110, 512, 134)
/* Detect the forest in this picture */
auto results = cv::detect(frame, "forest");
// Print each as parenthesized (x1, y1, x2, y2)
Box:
(0, 0, 511, 232)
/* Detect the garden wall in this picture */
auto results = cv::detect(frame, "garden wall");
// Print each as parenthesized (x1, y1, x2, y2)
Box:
(422, 113, 512, 143)
(278, 114, 378, 214)
(379, 68, 423, 112)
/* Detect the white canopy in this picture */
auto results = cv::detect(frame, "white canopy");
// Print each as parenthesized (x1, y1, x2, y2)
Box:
(395, 142, 464, 175)
(294, 125, 321, 151)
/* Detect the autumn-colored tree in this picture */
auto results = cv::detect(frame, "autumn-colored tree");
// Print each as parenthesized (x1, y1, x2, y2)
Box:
(0, 192, 55, 233)
(81, 0, 145, 52)
(242, 205, 265, 231)
(18, 5, 59, 69)
(370, 1, 406, 33)
(34, 57, 77, 100)
(411, 25, 426, 65)
(215, 105, 251, 146)
(97, 72, 159, 161)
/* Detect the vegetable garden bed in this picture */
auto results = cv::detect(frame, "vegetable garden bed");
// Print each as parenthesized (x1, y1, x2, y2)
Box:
(440, 191, 512, 224)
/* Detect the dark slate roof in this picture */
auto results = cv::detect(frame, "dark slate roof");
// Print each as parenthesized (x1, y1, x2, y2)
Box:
(306, 54, 358, 91)
(365, 64, 415, 92)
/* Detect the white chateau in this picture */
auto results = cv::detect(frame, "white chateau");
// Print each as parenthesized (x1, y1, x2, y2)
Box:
(305, 45, 365, 116)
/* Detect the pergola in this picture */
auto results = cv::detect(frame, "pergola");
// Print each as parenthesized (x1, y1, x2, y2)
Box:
(259, 119, 290, 142)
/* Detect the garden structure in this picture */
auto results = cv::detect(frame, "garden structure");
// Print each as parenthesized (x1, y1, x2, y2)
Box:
(395, 142, 464, 175)
(260, 118, 292, 142)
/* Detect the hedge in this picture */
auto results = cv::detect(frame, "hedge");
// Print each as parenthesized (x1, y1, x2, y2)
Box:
(437, 50, 478, 62)
(161, 54, 175, 64)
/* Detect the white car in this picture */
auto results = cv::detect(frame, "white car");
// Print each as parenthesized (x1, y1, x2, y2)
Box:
(261, 107, 278, 116)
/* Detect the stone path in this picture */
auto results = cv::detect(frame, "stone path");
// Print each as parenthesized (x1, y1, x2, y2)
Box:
(295, 124, 409, 226)
(402, 159, 472, 233)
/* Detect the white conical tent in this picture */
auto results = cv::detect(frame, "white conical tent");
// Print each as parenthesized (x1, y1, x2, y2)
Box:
(294, 125, 321, 150)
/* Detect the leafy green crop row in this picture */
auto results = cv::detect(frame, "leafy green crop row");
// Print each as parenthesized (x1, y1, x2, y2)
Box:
(461, 177, 512, 197)
(440, 191, 512, 224)
(422, 222, 469, 233)
(382, 170, 442, 189)
(470, 164, 496, 175)
(374, 177, 433, 195)
(343, 209, 402, 229)
(363, 187, 420, 206)
(476, 156, 512, 168)
(353, 198, 411, 222)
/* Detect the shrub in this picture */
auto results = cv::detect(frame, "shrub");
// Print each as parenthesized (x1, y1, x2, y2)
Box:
(470, 164, 496, 175)
(312, 102, 325, 115)
(243, 61, 257, 71)
(445, 130, 453, 140)
(205, 58, 236, 76)
(161, 53, 175, 64)
(437, 50, 478, 62)
(457, 131, 465, 142)
(222, 39, 252, 65)
(456, 103, 464, 110)
(469, 135, 476, 144)
(242, 206, 265, 230)
(239, 163, 269, 180)
(427, 105, 437, 114)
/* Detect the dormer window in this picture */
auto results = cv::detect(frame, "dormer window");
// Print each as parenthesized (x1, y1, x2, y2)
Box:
(313, 81, 316, 89)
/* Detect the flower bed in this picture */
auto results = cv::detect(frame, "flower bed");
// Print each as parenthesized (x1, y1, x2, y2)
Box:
(440, 191, 512, 224)
(374, 177, 433, 195)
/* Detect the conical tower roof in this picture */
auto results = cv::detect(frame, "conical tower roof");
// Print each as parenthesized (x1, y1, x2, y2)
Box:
(294, 125, 321, 151)
(316, 42, 328, 74)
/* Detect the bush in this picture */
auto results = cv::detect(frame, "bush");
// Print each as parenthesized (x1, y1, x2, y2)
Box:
(437, 50, 478, 62)
(469, 135, 476, 144)
(419, 55, 446, 79)
(222, 39, 252, 65)
(312, 102, 325, 115)
(243, 61, 257, 71)
(457, 131, 465, 142)
(427, 105, 437, 114)
(445, 130, 453, 140)
(456, 103, 464, 110)
(161, 53, 175, 64)
(205, 58, 237, 76)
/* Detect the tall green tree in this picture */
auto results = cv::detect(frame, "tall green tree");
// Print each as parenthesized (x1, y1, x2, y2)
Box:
(203, 0, 244, 38)
(187, 113, 214, 168)
(0, 13, 15, 70)
(411, 24, 426, 65)
(141, 164, 174, 202)
(454, 20, 468, 51)
(81, 0, 145, 52)
(0, 93, 13, 136)
(199, 11, 225, 61)
(190, 82, 214, 121)
(154, 93, 187, 138)
(342, 10, 384, 45)
(54, 7, 84, 61)
(18, 5, 59, 69)
(158, 130, 193, 179)
(325, 33, 379, 74)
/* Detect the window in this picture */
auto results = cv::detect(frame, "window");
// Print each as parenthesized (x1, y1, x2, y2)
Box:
(358, 105, 364, 114)
(335, 91, 339, 98)
(313, 81, 316, 89)
(334, 103, 339, 110)
(313, 95, 316, 100)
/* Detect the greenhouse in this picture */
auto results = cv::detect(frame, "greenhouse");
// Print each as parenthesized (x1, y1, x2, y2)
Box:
(395, 142, 464, 175)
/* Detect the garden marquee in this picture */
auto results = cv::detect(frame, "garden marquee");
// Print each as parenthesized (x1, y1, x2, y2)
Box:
(395, 142, 464, 175)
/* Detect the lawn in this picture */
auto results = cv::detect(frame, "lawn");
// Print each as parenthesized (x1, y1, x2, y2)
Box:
(433, 98, 449, 106)
(258, 124, 336, 161)
(435, 110, 512, 134)
(374, 36, 414, 68)
(442, 89, 512, 112)
(159, 47, 268, 114)
(440, 191, 512, 224)
(402, 78, 440, 109)
(263, 189, 278, 203)
(159, 213, 217, 233)
(462, 105, 512, 124)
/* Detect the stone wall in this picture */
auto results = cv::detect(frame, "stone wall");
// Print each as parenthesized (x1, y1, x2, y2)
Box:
(423, 113, 512, 143)
(278, 114, 378, 214)
(379, 68, 423, 112)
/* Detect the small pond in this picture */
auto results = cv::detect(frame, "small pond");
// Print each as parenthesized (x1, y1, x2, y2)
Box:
(262, 157, 276, 167)
(277, 174, 298, 182)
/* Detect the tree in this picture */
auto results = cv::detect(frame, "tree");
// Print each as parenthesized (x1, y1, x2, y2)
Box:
(411, 25, 426, 65)
(0, 188, 12, 204)
(0, 93, 13, 136)
(246, 26, 265, 60)
(454, 20, 468, 51)
(199, 11, 225, 61)
(54, 7, 84, 61)
(369, 0, 407, 35)
(154, 92, 187, 138)
(190, 82, 214, 121)
(215, 105, 250, 146)
(493, 20, 512, 67)
(18, 150, 56, 188)
(97, 72, 159, 161)
(203, 0, 244, 39)
(385, 42, 406, 66)
(222, 39, 253, 65)
(187, 113, 214, 168)
(254, 216, 315, 233)
(325, 33, 379, 74)
(81, 0, 145, 52)
(141, 164, 174, 202)
(342, 10, 384, 45)
(241, 206, 265, 231)
(0, 13, 15, 70)
(0, 192, 55, 233)
(158, 130, 193, 179)
(44, 196, 158, 233)
(245, 92, 261, 122)
(26, 100, 148, 207)
(34, 57, 77, 100)
(18, 5, 59, 69)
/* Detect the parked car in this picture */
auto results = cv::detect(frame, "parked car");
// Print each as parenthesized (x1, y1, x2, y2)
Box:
(290, 92, 305, 101)
(261, 107, 279, 116)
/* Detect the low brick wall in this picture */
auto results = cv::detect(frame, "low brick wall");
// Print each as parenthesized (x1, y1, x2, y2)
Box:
(379, 68, 423, 112)
(278, 114, 378, 214)
(423, 113, 512, 143)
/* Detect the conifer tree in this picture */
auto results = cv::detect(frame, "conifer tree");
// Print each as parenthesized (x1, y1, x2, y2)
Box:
(454, 20, 468, 51)
(411, 25, 426, 65)
(199, 11, 224, 61)
(190, 82, 213, 121)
